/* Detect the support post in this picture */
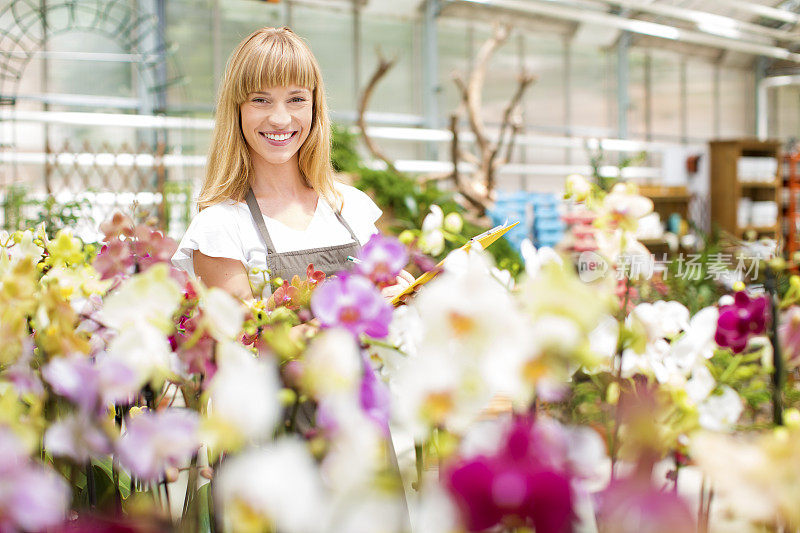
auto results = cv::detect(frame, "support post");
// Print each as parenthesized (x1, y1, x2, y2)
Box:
(616, 31, 630, 139)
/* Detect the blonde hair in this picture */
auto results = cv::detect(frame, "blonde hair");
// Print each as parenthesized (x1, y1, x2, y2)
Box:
(198, 27, 342, 211)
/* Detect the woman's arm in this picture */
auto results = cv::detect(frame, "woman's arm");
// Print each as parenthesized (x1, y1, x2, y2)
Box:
(193, 251, 254, 300)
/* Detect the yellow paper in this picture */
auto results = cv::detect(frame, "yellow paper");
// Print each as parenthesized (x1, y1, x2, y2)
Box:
(391, 221, 520, 306)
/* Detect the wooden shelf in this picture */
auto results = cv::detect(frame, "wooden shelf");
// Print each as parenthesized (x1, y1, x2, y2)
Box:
(710, 139, 782, 241)
(639, 185, 691, 224)
(741, 181, 779, 189)
(737, 225, 779, 236)
(639, 185, 691, 200)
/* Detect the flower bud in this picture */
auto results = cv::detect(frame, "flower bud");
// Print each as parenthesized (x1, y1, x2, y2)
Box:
(165, 467, 179, 483)
(200, 467, 213, 480)
(785, 408, 800, 428)
(606, 382, 620, 405)
(398, 230, 415, 245)
(768, 257, 786, 271)
(278, 388, 297, 407)
(443, 212, 463, 234)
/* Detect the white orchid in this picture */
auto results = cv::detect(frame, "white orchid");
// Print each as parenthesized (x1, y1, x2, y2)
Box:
(391, 348, 492, 439)
(670, 306, 719, 374)
(520, 239, 563, 280)
(99, 263, 182, 333)
(215, 439, 327, 533)
(199, 287, 245, 341)
(104, 321, 176, 389)
(206, 341, 281, 446)
(420, 205, 445, 255)
(691, 430, 800, 527)
(413, 249, 533, 365)
(565, 173, 592, 202)
(601, 182, 654, 229)
(303, 329, 362, 398)
(697, 385, 743, 432)
(630, 301, 689, 342)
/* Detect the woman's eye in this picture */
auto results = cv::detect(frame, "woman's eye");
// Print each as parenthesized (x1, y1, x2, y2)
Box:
(290, 97, 307, 103)
(252, 97, 268, 104)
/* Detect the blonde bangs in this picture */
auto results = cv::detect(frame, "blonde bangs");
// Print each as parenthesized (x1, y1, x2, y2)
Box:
(234, 34, 317, 103)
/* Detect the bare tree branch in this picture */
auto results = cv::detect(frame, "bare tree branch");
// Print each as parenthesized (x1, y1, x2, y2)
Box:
(464, 24, 510, 157)
(496, 72, 536, 157)
(459, 148, 480, 167)
(486, 71, 536, 190)
(357, 49, 399, 174)
(449, 113, 491, 214)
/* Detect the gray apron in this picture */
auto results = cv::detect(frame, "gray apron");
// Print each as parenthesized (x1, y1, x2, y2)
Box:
(245, 187, 361, 294)
(245, 186, 412, 532)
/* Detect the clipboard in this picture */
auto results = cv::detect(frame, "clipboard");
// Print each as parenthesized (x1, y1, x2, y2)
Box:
(391, 221, 520, 306)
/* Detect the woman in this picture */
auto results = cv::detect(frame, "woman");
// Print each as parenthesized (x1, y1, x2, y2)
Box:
(171, 27, 412, 301)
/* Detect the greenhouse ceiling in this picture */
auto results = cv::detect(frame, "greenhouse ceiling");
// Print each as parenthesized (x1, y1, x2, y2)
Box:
(353, 0, 800, 65)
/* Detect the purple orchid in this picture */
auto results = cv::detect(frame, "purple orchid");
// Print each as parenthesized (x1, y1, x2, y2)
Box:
(4, 343, 44, 397)
(355, 234, 409, 286)
(0, 429, 70, 533)
(42, 354, 138, 415)
(779, 306, 800, 369)
(443, 416, 574, 532)
(310, 273, 392, 338)
(359, 356, 391, 435)
(45, 413, 112, 463)
(116, 409, 200, 483)
(42, 355, 100, 413)
(715, 291, 770, 353)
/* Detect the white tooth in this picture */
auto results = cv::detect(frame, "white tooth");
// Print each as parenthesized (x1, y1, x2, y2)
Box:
(264, 132, 292, 141)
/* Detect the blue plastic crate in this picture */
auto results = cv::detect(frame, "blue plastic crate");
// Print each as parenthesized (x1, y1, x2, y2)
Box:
(533, 218, 565, 232)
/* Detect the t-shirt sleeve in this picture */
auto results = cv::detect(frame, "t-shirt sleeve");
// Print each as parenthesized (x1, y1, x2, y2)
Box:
(340, 184, 383, 245)
(171, 203, 245, 276)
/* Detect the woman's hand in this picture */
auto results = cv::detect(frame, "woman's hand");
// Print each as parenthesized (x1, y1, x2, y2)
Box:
(289, 318, 320, 342)
(380, 269, 416, 304)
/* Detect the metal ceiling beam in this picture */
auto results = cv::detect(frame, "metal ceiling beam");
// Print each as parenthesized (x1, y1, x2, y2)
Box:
(591, 0, 800, 43)
(710, 0, 800, 26)
(454, 0, 800, 63)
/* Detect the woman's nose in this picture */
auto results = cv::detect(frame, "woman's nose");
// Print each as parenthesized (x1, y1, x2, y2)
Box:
(268, 103, 291, 128)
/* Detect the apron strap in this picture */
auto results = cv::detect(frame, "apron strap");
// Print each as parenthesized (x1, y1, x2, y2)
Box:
(245, 188, 277, 255)
(245, 188, 275, 297)
(331, 206, 361, 248)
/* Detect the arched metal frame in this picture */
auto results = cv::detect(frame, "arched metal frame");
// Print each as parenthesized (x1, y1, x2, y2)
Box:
(0, 0, 186, 228)
(0, 0, 183, 106)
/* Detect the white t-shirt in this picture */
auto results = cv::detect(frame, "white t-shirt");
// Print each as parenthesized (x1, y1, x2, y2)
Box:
(171, 181, 382, 295)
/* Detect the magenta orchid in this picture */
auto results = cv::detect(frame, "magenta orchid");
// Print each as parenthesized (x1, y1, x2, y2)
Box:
(715, 291, 770, 353)
(310, 273, 392, 338)
(443, 416, 574, 532)
(355, 234, 408, 286)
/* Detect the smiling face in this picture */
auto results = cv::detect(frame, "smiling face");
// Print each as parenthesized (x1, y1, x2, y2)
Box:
(239, 85, 313, 169)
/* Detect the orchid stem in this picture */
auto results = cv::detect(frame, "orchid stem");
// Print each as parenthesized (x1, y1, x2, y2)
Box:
(86, 461, 96, 509)
(766, 266, 785, 426)
(414, 442, 424, 492)
(112, 458, 122, 513)
(181, 454, 198, 521)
